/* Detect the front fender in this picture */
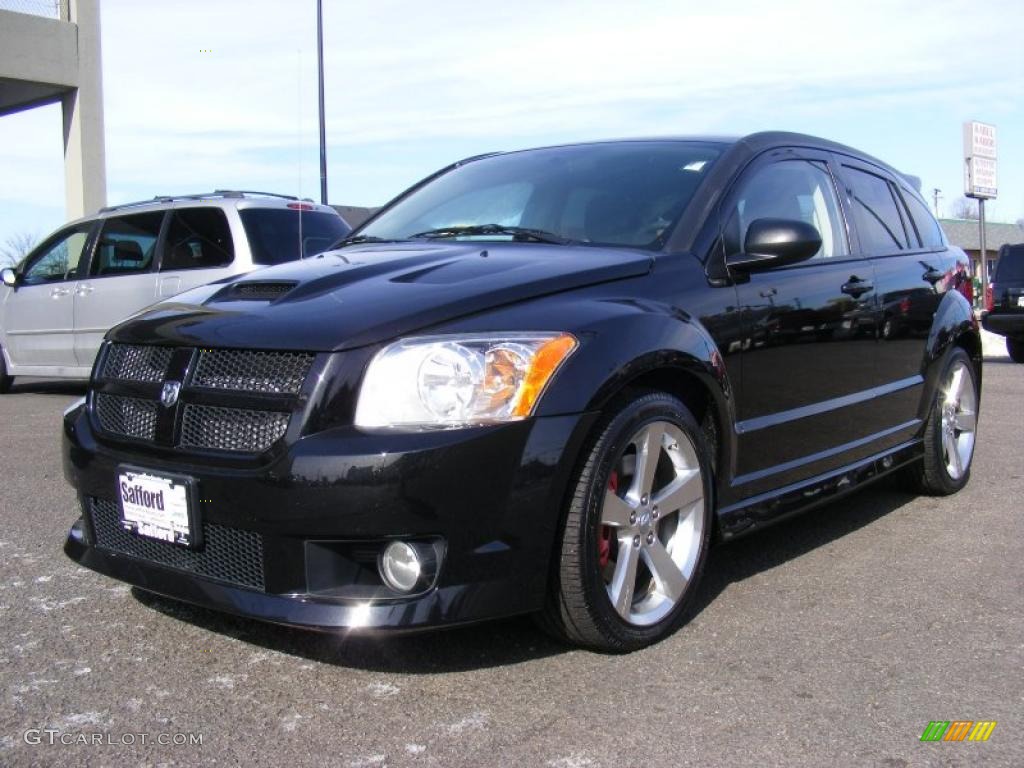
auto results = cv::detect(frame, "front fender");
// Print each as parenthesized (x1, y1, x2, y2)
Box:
(919, 289, 982, 420)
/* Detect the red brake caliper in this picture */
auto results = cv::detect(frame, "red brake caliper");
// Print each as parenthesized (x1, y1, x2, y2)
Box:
(599, 470, 617, 568)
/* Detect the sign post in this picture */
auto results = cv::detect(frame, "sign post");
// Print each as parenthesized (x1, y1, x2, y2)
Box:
(963, 121, 997, 295)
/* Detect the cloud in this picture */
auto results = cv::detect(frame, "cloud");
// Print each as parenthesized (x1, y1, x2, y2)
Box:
(1, 0, 1022, 235)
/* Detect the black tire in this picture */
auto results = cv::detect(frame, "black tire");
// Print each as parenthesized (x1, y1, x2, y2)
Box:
(1007, 338, 1024, 364)
(540, 391, 713, 652)
(903, 348, 978, 496)
(0, 349, 11, 394)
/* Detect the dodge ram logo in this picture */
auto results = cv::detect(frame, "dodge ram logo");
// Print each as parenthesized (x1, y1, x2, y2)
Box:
(160, 381, 181, 408)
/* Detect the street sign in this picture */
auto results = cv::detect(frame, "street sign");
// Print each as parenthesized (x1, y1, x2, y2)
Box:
(964, 121, 997, 199)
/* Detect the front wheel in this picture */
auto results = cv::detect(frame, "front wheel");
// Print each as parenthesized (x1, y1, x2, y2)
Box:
(0, 349, 11, 394)
(1007, 337, 1024, 364)
(541, 391, 713, 651)
(905, 348, 978, 495)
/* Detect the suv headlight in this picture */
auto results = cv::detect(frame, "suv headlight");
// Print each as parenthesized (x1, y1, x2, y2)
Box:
(354, 333, 577, 429)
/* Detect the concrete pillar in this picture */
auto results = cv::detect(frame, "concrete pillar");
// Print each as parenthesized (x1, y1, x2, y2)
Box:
(62, 0, 106, 219)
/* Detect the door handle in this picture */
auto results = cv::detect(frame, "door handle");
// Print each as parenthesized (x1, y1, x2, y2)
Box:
(75, 284, 94, 296)
(921, 266, 944, 285)
(50, 286, 71, 298)
(841, 276, 873, 298)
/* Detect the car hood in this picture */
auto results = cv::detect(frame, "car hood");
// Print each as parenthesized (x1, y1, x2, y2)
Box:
(110, 241, 653, 351)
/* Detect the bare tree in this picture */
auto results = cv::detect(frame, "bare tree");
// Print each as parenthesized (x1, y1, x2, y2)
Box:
(950, 197, 979, 220)
(0, 232, 38, 268)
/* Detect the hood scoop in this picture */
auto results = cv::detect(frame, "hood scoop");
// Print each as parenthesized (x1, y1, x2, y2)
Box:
(217, 281, 298, 302)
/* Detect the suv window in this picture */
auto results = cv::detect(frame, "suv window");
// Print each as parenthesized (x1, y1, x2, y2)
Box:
(900, 190, 945, 249)
(162, 207, 234, 271)
(725, 160, 848, 259)
(995, 245, 1024, 282)
(844, 167, 910, 253)
(239, 209, 351, 265)
(92, 212, 164, 277)
(21, 225, 92, 285)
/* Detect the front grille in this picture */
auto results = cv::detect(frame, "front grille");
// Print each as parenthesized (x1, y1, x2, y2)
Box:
(193, 349, 313, 394)
(102, 344, 173, 383)
(88, 497, 265, 591)
(180, 404, 290, 453)
(94, 393, 158, 440)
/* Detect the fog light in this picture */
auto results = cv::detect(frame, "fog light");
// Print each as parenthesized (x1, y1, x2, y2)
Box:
(379, 541, 423, 593)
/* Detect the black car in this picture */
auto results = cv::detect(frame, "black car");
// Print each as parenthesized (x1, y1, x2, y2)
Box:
(982, 243, 1024, 362)
(63, 132, 981, 651)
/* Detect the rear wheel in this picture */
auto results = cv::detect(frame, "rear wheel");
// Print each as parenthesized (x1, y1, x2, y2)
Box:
(905, 348, 978, 495)
(541, 391, 713, 651)
(1007, 337, 1024, 364)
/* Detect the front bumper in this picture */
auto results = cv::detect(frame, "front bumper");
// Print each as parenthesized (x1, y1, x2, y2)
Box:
(63, 404, 595, 631)
(982, 311, 1024, 338)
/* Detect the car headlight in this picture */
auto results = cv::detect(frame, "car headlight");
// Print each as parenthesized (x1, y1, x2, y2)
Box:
(354, 333, 578, 428)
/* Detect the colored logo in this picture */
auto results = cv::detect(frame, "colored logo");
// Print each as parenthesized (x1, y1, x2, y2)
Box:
(160, 380, 181, 408)
(920, 721, 996, 742)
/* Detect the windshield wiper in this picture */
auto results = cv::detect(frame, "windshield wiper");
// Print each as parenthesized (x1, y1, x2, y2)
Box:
(330, 234, 401, 249)
(409, 224, 574, 245)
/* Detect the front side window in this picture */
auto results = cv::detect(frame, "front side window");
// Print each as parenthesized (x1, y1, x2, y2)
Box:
(844, 167, 910, 254)
(724, 160, 848, 259)
(162, 207, 234, 271)
(92, 212, 164, 277)
(359, 142, 723, 249)
(21, 225, 92, 285)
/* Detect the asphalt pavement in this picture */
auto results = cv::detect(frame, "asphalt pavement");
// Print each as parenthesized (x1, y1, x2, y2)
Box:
(0, 352, 1020, 767)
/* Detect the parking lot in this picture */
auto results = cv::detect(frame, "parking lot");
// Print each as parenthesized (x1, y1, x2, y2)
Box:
(0, 348, 1020, 767)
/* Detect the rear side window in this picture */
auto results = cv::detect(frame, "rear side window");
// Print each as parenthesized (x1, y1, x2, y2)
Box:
(162, 207, 234, 271)
(239, 209, 351, 265)
(844, 167, 910, 253)
(995, 246, 1024, 282)
(92, 212, 164, 276)
(901, 191, 945, 249)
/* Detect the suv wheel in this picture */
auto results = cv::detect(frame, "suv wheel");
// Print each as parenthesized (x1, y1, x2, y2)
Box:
(0, 349, 11, 394)
(904, 348, 978, 495)
(1007, 337, 1024, 364)
(541, 391, 712, 651)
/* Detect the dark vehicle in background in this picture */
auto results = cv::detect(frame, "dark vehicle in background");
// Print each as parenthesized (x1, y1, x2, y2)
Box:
(0, 191, 349, 391)
(62, 133, 981, 651)
(983, 243, 1024, 362)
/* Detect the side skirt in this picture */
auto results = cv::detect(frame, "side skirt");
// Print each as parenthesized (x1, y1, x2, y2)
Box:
(716, 440, 923, 539)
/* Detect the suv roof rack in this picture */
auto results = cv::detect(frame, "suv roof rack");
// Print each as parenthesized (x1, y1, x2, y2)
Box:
(99, 190, 315, 213)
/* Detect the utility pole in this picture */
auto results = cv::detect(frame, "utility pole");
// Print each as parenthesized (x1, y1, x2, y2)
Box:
(316, 0, 328, 205)
(932, 188, 942, 218)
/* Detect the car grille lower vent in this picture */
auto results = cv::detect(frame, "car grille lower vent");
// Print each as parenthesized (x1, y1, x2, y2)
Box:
(193, 349, 313, 394)
(180, 404, 290, 453)
(88, 497, 265, 591)
(94, 393, 158, 441)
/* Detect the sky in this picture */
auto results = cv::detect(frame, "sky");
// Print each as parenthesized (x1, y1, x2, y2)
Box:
(1, 0, 1023, 249)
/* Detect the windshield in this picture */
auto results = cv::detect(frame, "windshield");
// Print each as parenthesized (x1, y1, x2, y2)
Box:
(359, 141, 722, 249)
(240, 209, 351, 265)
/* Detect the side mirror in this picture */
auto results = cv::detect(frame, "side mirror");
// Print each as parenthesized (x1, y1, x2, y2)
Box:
(1, 267, 17, 288)
(727, 218, 822, 272)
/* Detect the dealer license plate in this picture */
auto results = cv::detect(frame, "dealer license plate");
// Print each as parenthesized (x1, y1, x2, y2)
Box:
(117, 469, 196, 547)
(1017, 296, 1024, 308)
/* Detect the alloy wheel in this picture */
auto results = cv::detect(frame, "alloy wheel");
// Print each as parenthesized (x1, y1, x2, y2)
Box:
(939, 360, 977, 481)
(599, 420, 705, 626)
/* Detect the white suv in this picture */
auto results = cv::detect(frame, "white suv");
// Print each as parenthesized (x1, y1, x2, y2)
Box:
(0, 191, 349, 390)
